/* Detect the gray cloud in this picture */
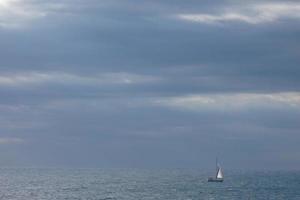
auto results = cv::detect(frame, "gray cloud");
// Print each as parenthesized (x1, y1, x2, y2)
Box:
(0, 0, 299, 169)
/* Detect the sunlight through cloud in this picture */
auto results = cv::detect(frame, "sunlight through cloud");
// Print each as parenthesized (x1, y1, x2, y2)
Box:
(0, 0, 55, 28)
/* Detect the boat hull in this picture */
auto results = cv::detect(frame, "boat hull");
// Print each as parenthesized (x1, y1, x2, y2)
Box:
(207, 177, 223, 182)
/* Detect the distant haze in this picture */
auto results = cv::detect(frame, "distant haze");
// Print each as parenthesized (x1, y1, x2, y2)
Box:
(0, 0, 299, 170)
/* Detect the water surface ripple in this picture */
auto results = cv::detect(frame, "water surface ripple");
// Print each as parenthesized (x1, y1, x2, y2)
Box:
(0, 168, 299, 200)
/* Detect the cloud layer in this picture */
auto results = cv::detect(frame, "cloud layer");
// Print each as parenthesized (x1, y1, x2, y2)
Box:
(0, 0, 299, 169)
(0, 71, 159, 86)
(156, 92, 300, 111)
(178, 2, 300, 24)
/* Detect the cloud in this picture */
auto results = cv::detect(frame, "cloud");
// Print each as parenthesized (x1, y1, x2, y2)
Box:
(0, 137, 25, 144)
(177, 2, 300, 24)
(0, 71, 160, 87)
(0, 0, 63, 29)
(155, 92, 300, 111)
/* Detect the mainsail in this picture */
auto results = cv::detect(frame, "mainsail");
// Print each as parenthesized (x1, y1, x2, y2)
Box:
(216, 167, 223, 179)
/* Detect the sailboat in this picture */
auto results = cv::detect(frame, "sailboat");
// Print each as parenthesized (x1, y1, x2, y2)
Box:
(208, 158, 224, 182)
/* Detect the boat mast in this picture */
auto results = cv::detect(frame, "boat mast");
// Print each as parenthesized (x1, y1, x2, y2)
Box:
(216, 157, 218, 174)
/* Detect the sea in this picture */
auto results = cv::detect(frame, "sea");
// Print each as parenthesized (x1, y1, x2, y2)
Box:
(0, 168, 299, 200)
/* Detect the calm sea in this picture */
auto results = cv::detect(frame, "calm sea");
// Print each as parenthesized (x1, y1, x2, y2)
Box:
(0, 168, 299, 199)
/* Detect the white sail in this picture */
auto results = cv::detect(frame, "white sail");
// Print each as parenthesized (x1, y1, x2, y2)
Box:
(216, 167, 223, 179)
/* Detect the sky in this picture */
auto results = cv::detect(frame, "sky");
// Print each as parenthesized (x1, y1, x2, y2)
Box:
(0, 0, 300, 169)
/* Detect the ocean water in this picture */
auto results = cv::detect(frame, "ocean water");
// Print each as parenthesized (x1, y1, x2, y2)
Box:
(0, 168, 299, 200)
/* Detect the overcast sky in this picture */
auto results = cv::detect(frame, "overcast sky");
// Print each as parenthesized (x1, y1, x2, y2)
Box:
(0, 0, 299, 169)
